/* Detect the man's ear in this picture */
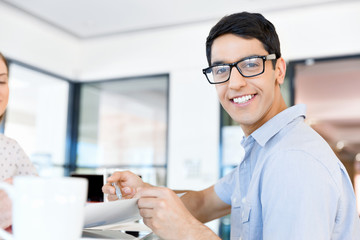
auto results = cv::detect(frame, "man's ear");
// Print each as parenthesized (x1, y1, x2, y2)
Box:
(275, 57, 286, 85)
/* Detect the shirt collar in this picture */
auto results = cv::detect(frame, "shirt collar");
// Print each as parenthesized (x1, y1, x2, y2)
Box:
(248, 104, 307, 147)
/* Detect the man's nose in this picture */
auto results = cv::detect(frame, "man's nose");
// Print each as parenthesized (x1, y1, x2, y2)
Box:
(228, 67, 247, 89)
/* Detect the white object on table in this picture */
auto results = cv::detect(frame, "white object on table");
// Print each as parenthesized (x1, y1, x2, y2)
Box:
(84, 198, 141, 228)
(0, 176, 88, 240)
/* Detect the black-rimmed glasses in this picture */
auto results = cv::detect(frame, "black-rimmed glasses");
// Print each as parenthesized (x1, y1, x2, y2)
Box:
(202, 54, 277, 84)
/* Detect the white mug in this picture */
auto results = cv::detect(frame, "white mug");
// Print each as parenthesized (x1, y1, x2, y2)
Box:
(0, 176, 88, 240)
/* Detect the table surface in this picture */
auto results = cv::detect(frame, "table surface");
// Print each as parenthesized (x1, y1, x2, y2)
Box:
(82, 229, 161, 240)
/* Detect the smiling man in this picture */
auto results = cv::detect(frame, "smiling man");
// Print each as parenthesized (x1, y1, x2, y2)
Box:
(103, 12, 360, 240)
(206, 34, 286, 136)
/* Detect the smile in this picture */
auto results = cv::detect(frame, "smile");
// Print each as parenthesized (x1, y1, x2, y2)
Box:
(232, 94, 255, 104)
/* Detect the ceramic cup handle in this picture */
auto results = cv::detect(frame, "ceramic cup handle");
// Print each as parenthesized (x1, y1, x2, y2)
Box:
(0, 182, 14, 240)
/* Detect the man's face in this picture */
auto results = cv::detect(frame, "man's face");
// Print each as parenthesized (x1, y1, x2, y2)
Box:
(0, 59, 9, 117)
(211, 33, 285, 135)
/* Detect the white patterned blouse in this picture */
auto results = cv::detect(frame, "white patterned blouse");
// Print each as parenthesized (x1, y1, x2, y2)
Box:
(0, 134, 37, 181)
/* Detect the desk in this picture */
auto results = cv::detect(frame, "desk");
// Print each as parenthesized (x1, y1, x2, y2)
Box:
(0, 226, 158, 240)
(82, 230, 160, 239)
(82, 229, 138, 239)
(82, 221, 161, 239)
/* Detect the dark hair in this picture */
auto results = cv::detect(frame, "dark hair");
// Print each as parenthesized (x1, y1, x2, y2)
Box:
(205, 12, 281, 68)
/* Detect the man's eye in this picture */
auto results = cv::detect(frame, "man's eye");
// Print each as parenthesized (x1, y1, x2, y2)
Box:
(241, 62, 259, 68)
(215, 66, 228, 75)
(247, 63, 258, 68)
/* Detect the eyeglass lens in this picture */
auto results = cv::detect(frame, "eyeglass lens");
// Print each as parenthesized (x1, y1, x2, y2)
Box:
(206, 57, 264, 83)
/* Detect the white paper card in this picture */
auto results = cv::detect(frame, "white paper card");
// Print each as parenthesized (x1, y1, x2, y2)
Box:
(84, 198, 141, 228)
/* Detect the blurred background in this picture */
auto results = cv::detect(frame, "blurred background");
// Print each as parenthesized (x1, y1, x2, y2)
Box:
(0, 0, 359, 238)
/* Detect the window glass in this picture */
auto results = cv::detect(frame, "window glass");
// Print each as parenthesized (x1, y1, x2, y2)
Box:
(293, 57, 360, 214)
(76, 76, 168, 186)
(5, 64, 69, 176)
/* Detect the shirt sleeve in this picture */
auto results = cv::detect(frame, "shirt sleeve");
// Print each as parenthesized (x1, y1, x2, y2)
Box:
(214, 167, 238, 205)
(12, 140, 38, 177)
(261, 150, 340, 240)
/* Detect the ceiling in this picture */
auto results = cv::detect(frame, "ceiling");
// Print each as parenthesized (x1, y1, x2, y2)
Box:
(0, 0, 346, 39)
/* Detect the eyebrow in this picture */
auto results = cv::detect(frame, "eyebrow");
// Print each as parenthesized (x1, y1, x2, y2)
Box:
(0, 73, 8, 80)
(211, 54, 261, 66)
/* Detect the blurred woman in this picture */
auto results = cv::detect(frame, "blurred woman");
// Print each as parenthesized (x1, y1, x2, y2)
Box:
(0, 52, 37, 229)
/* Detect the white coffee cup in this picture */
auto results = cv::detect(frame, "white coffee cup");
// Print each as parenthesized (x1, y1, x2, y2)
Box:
(0, 176, 88, 240)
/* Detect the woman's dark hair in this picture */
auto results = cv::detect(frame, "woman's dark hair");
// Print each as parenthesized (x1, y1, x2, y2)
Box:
(205, 12, 281, 68)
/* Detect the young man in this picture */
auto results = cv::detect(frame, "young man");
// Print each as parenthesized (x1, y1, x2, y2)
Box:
(102, 12, 360, 239)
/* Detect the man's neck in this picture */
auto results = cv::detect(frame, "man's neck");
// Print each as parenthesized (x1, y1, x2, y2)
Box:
(241, 95, 287, 137)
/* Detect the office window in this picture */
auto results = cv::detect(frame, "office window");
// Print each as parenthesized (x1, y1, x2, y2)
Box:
(4, 63, 69, 176)
(76, 75, 168, 186)
(292, 56, 360, 214)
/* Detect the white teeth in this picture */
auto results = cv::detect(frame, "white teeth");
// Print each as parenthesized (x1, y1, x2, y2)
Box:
(233, 94, 254, 104)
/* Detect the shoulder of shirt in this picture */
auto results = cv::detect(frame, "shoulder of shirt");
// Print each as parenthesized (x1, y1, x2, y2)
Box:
(0, 133, 18, 143)
(264, 121, 343, 191)
(0, 134, 22, 149)
(271, 119, 336, 159)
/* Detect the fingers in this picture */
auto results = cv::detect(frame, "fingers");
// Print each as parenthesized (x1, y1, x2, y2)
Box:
(137, 197, 159, 227)
(121, 186, 136, 199)
(4, 178, 13, 184)
(107, 194, 119, 201)
(102, 182, 116, 195)
(102, 171, 140, 200)
(139, 207, 155, 218)
(142, 216, 155, 231)
(106, 170, 132, 183)
(102, 171, 129, 196)
(136, 187, 175, 215)
(105, 187, 136, 201)
(102, 183, 118, 202)
(135, 187, 182, 238)
(134, 186, 172, 199)
(137, 195, 161, 209)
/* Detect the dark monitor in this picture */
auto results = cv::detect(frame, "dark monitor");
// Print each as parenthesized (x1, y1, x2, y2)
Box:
(71, 173, 104, 202)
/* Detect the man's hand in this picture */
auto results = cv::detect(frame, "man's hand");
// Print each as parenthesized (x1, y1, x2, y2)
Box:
(102, 171, 150, 201)
(135, 186, 220, 240)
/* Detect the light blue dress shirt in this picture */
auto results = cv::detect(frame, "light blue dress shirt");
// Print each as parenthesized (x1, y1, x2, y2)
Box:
(215, 104, 360, 240)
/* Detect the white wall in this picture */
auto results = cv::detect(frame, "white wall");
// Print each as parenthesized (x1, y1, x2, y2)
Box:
(1, 1, 360, 190)
(0, 2, 80, 79)
(76, 22, 220, 189)
(267, 1, 360, 61)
